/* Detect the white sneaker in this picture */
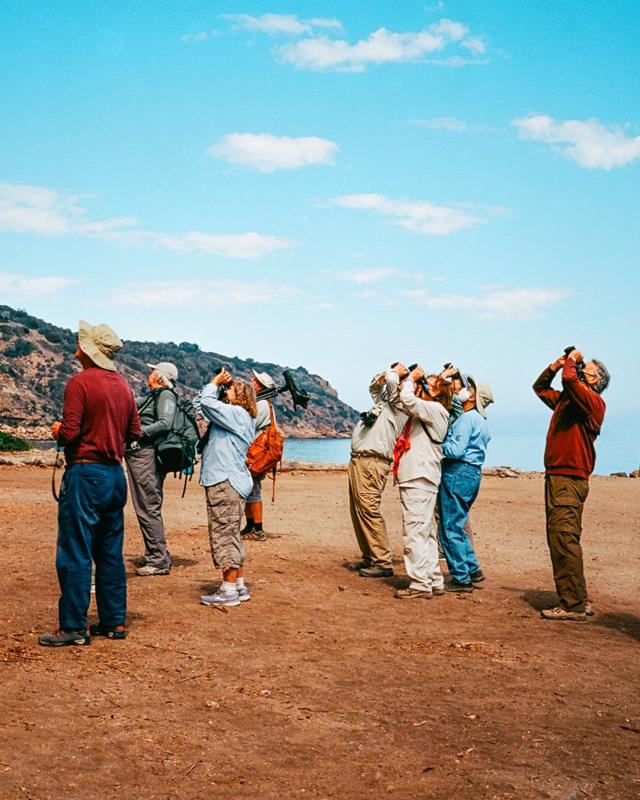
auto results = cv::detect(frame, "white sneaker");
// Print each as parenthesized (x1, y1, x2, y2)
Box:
(200, 588, 241, 607)
(237, 585, 251, 602)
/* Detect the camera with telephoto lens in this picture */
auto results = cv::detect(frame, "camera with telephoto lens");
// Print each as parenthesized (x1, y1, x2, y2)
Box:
(563, 346, 586, 380)
(407, 363, 430, 395)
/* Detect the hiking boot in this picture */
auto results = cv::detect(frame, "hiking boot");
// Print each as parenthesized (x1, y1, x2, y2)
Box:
(200, 589, 241, 607)
(136, 565, 170, 576)
(241, 522, 255, 536)
(470, 569, 486, 584)
(237, 585, 251, 603)
(394, 587, 433, 600)
(39, 629, 90, 647)
(432, 585, 446, 596)
(346, 560, 372, 572)
(541, 606, 587, 621)
(358, 565, 394, 578)
(445, 580, 474, 593)
(89, 624, 127, 640)
(244, 530, 266, 541)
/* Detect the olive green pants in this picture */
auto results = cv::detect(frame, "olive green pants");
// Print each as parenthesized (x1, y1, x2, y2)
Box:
(545, 474, 590, 612)
(348, 456, 393, 569)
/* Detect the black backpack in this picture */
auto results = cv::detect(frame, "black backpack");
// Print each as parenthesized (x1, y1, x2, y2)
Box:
(152, 390, 201, 480)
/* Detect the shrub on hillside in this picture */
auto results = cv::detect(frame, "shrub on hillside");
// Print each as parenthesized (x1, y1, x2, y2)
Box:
(4, 339, 36, 358)
(0, 432, 32, 452)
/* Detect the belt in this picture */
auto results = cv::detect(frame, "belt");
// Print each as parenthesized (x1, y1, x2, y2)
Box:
(351, 451, 392, 464)
(67, 459, 119, 466)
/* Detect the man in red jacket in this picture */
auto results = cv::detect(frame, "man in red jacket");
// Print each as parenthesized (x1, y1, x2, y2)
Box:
(533, 348, 609, 621)
(39, 321, 141, 647)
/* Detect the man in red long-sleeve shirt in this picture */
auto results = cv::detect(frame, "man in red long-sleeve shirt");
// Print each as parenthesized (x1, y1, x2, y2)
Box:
(533, 349, 609, 621)
(39, 321, 140, 647)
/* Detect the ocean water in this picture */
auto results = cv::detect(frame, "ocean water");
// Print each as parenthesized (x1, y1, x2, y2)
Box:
(285, 431, 639, 476)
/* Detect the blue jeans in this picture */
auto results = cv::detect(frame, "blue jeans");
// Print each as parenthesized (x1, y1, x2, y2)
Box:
(438, 460, 482, 583)
(56, 463, 128, 631)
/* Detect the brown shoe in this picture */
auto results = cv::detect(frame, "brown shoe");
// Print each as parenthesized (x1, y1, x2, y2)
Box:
(358, 565, 394, 578)
(541, 606, 587, 621)
(432, 585, 446, 596)
(346, 560, 371, 572)
(394, 587, 433, 600)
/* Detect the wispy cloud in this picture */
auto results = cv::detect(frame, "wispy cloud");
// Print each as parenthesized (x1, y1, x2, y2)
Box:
(411, 116, 498, 133)
(513, 114, 640, 170)
(180, 32, 210, 43)
(0, 181, 293, 259)
(0, 270, 78, 297)
(112, 280, 300, 308)
(222, 13, 342, 36)
(399, 286, 569, 319)
(332, 193, 500, 236)
(276, 19, 487, 72)
(335, 267, 411, 284)
(209, 132, 338, 172)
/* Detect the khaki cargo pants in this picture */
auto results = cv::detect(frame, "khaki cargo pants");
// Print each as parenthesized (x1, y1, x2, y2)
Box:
(205, 480, 245, 570)
(545, 474, 590, 612)
(348, 455, 393, 569)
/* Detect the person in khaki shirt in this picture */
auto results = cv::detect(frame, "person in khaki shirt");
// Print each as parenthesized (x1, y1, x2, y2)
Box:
(347, 363, 408, 578)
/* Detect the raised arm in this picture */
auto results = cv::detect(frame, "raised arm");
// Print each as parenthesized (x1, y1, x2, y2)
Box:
(400, 378, 449, 441)
(196, 384, 247, 434)
(561, 357, 605, 418)
(533, 357, 564, 410)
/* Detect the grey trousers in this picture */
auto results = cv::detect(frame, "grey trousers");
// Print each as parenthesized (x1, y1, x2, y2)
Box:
(125, 447, 171, 569)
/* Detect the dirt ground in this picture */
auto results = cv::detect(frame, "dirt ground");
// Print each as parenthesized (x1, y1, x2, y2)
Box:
(1, 467, 639, 800)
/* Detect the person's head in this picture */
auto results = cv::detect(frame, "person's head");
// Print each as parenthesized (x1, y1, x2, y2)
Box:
(251, 370, 276, 394)
(416, 375, 454, 412)
(147, 362, 178, 390)
(226, 379, 258, 418)
(582, 360, 610, 394)
(464, 376, 494, 417)
(76, 320, 122, 371)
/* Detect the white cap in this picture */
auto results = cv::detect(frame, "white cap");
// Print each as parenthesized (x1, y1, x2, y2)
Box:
(252, 370, 276, 390)
(148, 362, 178, 387)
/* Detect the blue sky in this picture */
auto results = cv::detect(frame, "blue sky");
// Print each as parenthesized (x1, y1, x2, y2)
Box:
(1, 1, 639, 453)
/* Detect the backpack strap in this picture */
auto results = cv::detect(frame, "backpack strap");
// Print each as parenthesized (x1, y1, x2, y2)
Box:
(418, 419, 445, 445)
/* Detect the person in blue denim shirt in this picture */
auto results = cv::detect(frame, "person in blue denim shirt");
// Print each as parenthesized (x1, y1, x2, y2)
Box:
(438, 376, 494, 593)
(194, 369, 257, 608)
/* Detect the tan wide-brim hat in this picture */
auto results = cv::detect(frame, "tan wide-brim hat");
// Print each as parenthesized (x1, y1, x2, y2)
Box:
(466, 375, 494, 418)
(78, 320, 123, 371)
(252, 370, 276, 390)
(147, 361, 178, 386)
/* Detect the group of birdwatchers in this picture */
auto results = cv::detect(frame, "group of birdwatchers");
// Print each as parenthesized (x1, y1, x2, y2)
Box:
(37, 320, 610, 647)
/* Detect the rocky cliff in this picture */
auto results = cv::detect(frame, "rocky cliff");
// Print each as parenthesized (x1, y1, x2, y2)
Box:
(0, 305, 359, 438)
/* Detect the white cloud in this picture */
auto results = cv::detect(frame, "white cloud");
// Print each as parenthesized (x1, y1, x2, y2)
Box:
(461, 37, 486, 55)
(0, 271, 78, 297)
(335, 267, 405, 284)
(513, 114, 640, 170)
(209, 132, 338, 172)
(277, 19, 487, 71)
(181, 32, 209, 43)
(399, 286, 568, 319)
(222, 13, 342, 36)
(112, 280, 300, 308)
(0, 181, 293, 259)
(332, 193, 495, 236)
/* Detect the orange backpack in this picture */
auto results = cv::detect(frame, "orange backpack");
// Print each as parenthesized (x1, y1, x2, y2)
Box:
(246, 403, 284, 501)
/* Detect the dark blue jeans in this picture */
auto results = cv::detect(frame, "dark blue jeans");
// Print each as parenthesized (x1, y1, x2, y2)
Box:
(438, 460, 482, 584)
(56, 463, 128, 631)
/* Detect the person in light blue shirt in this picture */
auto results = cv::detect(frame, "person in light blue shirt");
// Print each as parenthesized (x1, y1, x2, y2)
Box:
(439, 376, 494, 592)
(194, 369, 257, 608)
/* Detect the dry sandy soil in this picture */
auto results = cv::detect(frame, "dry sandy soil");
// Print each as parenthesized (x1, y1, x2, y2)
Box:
(1, 466, 639, 800)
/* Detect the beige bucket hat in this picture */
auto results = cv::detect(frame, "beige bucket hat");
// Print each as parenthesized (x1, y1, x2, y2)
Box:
(466, 375, 494, 418)
(78, 320, 122, 371)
